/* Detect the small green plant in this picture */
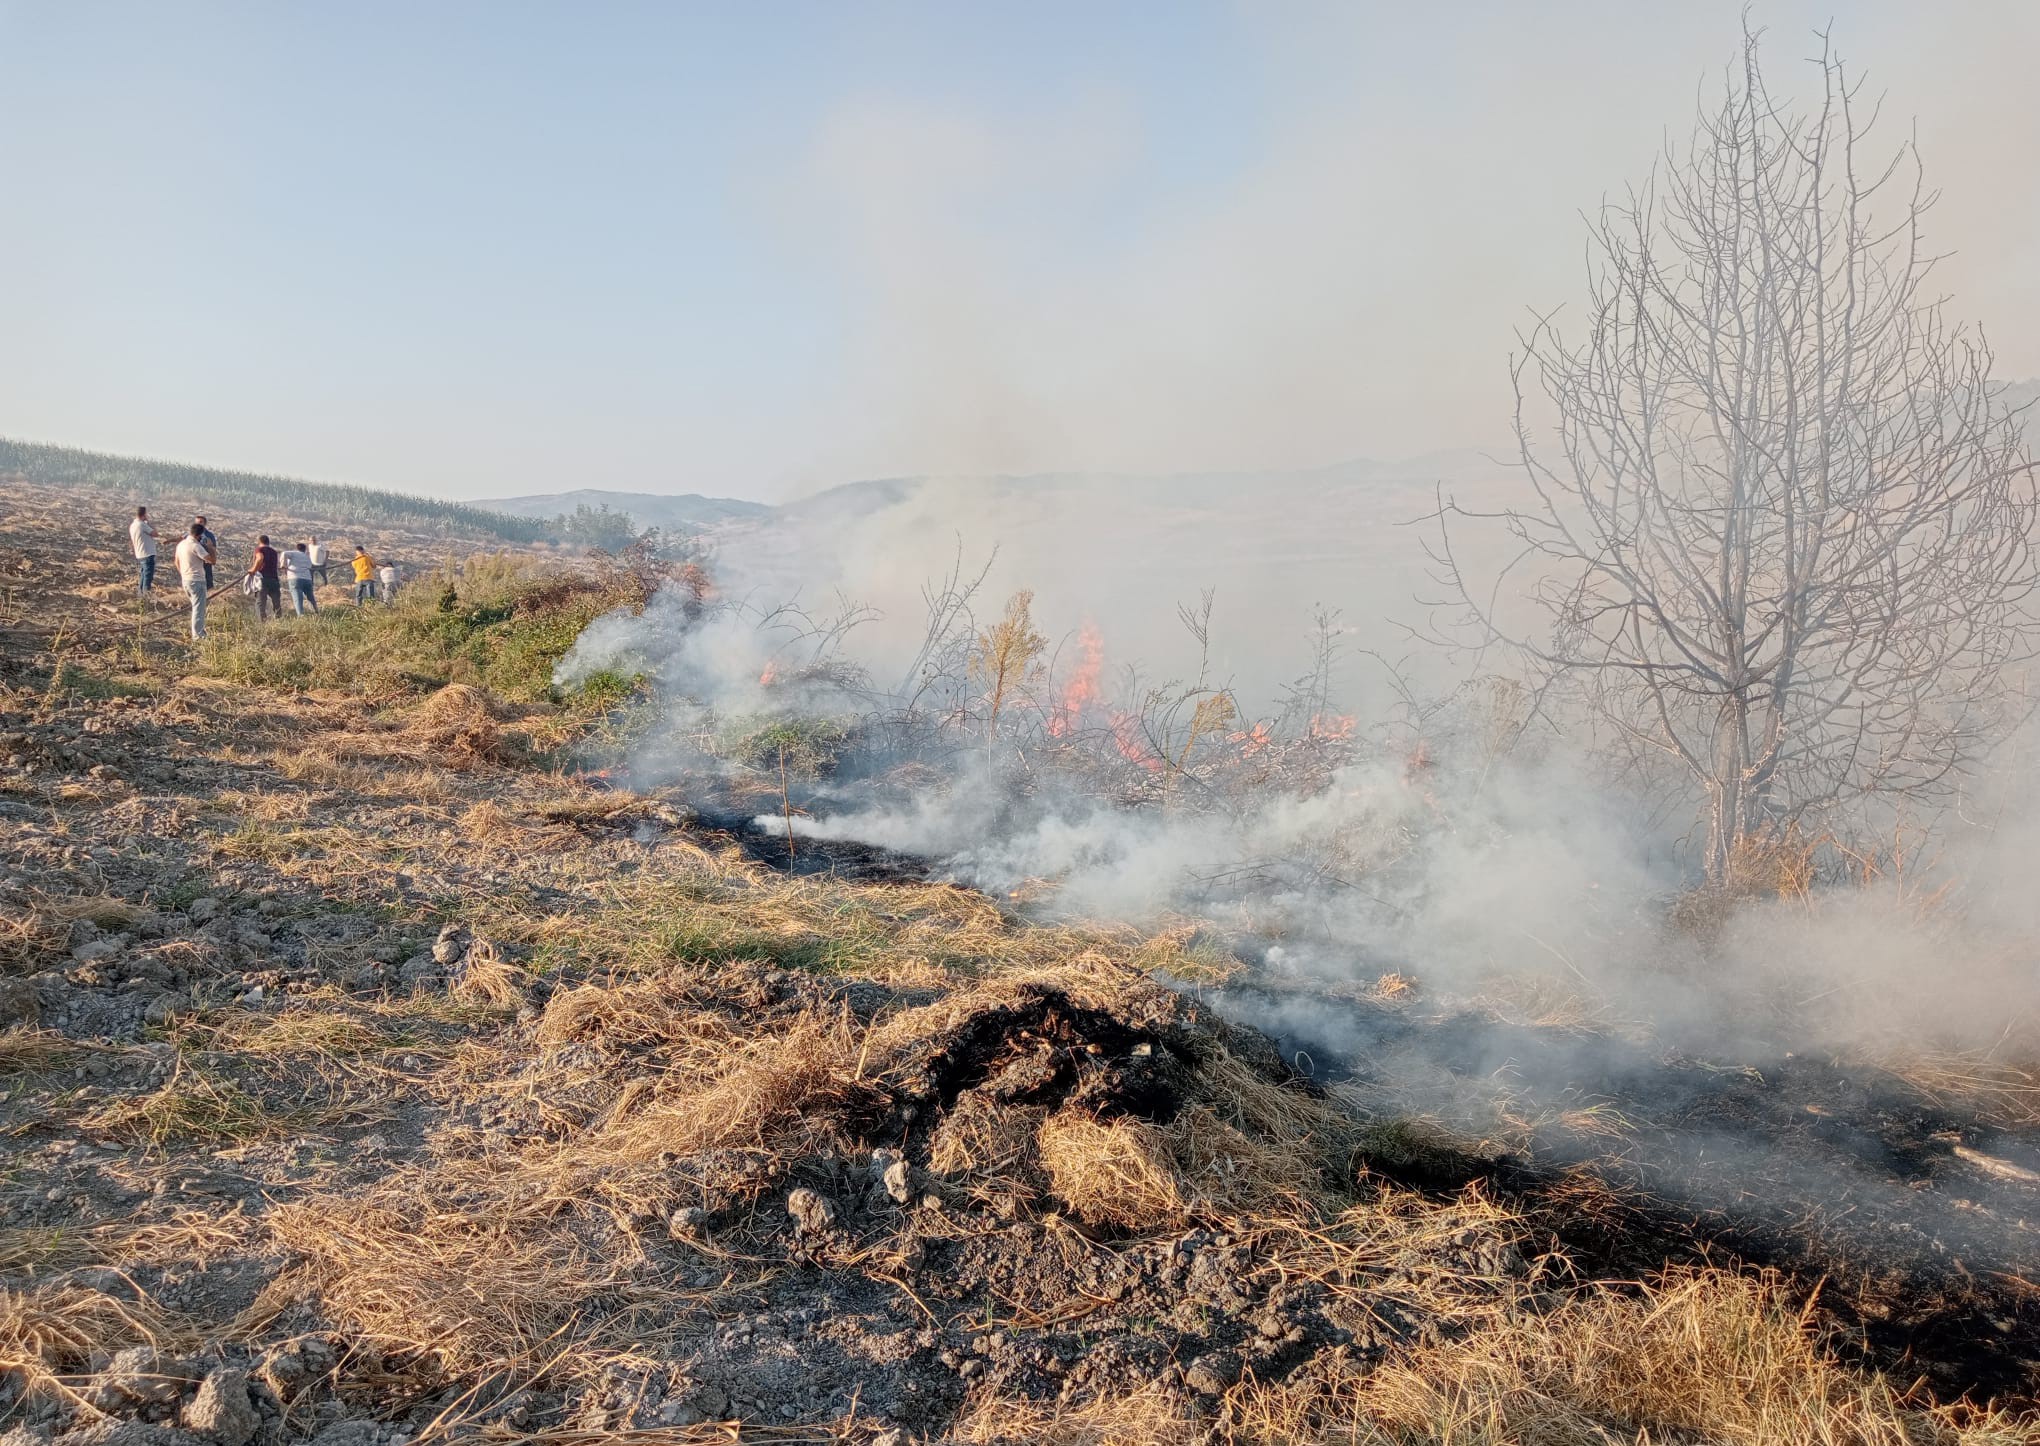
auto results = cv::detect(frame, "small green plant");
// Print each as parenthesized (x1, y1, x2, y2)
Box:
(715, 715, 851, 776)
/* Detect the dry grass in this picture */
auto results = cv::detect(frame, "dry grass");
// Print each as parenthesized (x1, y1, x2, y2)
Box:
(583, 1006, 883, 1166)
(1876, 1048, 2040, 1131)
(928, 1093, 1050, 1189)
(959, 1264, 2040, 1445)
(0, 1030, 99, 1078)
(447, 935, 531, 1011)
(0, 1282, 194, 1409)
(951, 1384, 1192, 1445)
(269, 1184, 642, 1380)
(1036, 1115, 1187, 1229)
(1036, 1105, 1322, 1231)
(1301, 1267, 2036, 1446)
(0, 891, 149, 972)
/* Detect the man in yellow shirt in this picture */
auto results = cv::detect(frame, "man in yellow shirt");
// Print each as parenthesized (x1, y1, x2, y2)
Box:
(352, 546, 379, 605)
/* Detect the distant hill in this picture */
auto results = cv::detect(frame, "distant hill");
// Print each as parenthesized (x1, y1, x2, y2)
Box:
(474, 487, 769, 533)
(0, 437, 547, 544)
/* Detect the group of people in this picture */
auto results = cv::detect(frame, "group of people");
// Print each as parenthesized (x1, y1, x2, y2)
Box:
(129, 506, 397, 640)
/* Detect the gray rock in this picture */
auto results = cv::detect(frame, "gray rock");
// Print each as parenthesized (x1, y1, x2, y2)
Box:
(143, 993, 190, 1026)
(667, 1206, 709, 1239)
(83, 1346, 182, 1410)
(785, 1187, 837, 1234)
(187, 899, 220, 924)
(305, 1425, 379, 1446)
(55, 1425, 202, 1446)
(430, 923, 470, 965)
(690, 1385, 729, 1418)
(183, 1369, 259, 1446)
(71, 940, 120, 964)
(1183, 1351, 1242, 1396)
(882, 1157, 913, 1205)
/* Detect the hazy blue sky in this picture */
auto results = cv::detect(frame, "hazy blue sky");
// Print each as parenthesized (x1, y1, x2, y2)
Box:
(4, 1, 2036, 501)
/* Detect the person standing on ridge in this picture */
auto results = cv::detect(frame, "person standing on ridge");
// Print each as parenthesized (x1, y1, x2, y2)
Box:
(130, 506, 158, 596)
(175, 521, 216, 640)
(193, 515, 219, 590)
(283, 540, 318, 615)
(245, 534, 283, 622)
(351, 545, 378, 605)
(378, 559, 398, 605)
(307, 535, 329, 586)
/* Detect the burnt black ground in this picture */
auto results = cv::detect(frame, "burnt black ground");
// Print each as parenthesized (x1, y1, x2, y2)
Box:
(1218, 981, 2040, 1404)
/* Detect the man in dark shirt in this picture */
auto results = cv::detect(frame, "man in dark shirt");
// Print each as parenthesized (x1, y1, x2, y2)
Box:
(245, 534, 283, 622)
(195, 515, 219, 590)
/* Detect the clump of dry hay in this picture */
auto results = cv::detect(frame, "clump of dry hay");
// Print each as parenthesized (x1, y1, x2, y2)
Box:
(587, 1006, 885, 1165)
(1036, 1105, 1321, 1230)
(448, 935, 530, 1010)
(1, 892, 148, 972)
(407, 683, 507, 768)
(1036, 1115, 1185, 1229)
(928, 1092, 1050, 1191)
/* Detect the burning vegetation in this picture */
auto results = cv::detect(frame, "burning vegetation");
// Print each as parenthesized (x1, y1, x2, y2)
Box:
(8, 15, 2040, 1446)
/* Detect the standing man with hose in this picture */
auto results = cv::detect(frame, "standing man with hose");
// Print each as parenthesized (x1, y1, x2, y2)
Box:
(175, 521, 216, 640)
(244, 534, 283, 622)
(307, 535, 330, 587)
(351, 545, 378, 605)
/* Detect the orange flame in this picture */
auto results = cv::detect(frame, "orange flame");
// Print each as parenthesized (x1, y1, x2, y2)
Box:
(1109, 710, 1164, 773)
(758, 660, 778, 687)
(1308, 712, 1357, 742)
(1047, 623, 1104, 738)
(1229, 721, 1274, 758)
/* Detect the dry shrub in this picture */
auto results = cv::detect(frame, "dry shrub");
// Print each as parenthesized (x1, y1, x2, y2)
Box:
(1327, 1267, 2030, 1446)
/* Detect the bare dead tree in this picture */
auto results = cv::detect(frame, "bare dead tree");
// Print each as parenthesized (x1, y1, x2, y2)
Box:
(1431, 23, 2038, 881)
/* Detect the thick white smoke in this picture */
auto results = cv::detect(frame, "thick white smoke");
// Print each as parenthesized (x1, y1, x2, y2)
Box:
(555, 494, 2040, 1068)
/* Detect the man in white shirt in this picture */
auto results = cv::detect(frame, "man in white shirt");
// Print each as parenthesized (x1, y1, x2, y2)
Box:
(130, 507, 158, 596)
(282, 541, 318, 615)
(377, 561, 397, 605)
(306, 535, 329, 586)
(174, 521, 216, 640)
